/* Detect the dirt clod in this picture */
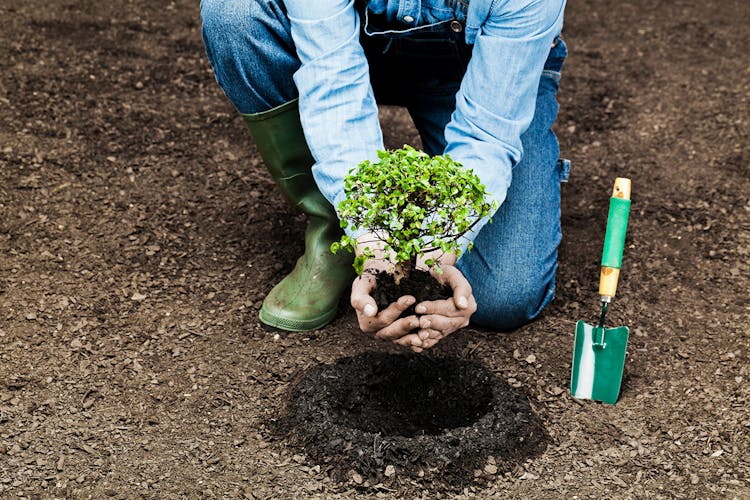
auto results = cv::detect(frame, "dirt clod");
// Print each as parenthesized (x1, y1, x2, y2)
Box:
(370, 269, 451, 313)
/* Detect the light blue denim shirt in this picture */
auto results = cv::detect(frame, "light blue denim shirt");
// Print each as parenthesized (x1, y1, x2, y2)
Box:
(283, 0, 565, 248)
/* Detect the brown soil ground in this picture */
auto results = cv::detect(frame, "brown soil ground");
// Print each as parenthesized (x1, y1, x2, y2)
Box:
(1, 0, 749, 498)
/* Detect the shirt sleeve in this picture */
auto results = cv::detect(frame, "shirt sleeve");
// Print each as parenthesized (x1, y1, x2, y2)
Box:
(445, 0, 566, 252)
(283, 0, 384, 237)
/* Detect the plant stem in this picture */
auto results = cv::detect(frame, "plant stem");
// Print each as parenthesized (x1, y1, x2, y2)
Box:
(393, 259, 413, 285)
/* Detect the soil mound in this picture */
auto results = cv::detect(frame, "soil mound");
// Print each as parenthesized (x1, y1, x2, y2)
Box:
(282, 352, 548, 486)
(371, 269, 452, 314)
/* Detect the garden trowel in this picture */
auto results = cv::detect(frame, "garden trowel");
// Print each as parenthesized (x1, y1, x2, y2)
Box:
(570, 178, 631, 404)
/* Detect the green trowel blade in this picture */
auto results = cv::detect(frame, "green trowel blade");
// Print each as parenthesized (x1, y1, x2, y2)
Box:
(570, 320, 629, 404)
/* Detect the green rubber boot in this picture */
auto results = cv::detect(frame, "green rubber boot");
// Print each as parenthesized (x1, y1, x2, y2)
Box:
(242, 100, 354, 332)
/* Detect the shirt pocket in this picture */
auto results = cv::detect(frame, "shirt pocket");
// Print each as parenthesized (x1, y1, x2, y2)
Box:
(420, 3, 460, 25)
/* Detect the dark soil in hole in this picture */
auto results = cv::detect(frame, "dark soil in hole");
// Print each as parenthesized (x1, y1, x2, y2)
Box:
(336, 351, 493, 437)
(370, 269, 452, 314)
(281, 352, 548, 486)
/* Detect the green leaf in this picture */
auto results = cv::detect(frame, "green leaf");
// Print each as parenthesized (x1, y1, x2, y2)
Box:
(353, 255, 366, 275)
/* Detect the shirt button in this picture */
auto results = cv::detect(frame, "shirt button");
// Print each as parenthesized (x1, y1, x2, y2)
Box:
(402, 15, 415, 23)
(450, 20, 463, 32)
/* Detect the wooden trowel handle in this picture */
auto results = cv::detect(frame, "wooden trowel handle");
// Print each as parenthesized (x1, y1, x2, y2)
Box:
(599, 178, 632, 300)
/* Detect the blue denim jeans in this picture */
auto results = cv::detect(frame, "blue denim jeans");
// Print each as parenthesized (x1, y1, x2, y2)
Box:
(201, 0, 569, 330)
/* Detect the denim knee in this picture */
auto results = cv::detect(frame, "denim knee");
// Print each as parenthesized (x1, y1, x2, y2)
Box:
(200, 0, 255, 50)
(468, 266, 556, 331)
(200, 0, 298, 112)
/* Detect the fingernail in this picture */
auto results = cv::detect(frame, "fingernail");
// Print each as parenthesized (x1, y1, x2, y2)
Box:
(419, 330, 429, 340)
(457, 296, 468, 308)
(423, 320, 431, 329)
(364, 304, 376, 317)
(415, 305, 426, 314)
(411, 320, 419, 329)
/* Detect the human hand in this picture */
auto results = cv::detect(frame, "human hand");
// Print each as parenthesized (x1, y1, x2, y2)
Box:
(348, 231, 424, 349)
(414, 264, 476, 350)
(350, 271, 424, 349)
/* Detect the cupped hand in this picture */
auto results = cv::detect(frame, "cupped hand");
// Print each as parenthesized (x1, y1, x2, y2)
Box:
(350, 271, 424, 350)
(414, 264, 477, 350)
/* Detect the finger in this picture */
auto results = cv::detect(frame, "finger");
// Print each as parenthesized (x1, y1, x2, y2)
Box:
(441, 266, 473, 310)
(420, 337, 442, 349)
(376, 295, 416, 324)
(419, 316, 436, 330)
(411, 346, 424, 353)
(358, 296, 416, 334)
(421, 314, 468, 334)
(418, 328, 444, 340)
(350, 274, 378, 317)
(393, 332, 423, 348)
(415, 298, 460, 317)
(358, 310, 392, 335)
(374, 316, 419, 341)
(417, 317, 433, 339)
(416, 293, 477, 316)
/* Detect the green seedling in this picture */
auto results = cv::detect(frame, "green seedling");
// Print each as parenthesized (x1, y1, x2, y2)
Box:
(331, 146, 497, 280)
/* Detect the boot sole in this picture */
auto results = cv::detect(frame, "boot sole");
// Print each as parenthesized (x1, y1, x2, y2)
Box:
(259, 306, 338, 332)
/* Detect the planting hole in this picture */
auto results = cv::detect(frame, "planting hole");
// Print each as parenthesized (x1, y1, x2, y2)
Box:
(284, 352, 548, 485)
(333, 354, 492, 437)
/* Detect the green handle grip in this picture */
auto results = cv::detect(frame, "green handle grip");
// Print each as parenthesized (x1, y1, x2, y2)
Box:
(601, 196, 631, 269)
